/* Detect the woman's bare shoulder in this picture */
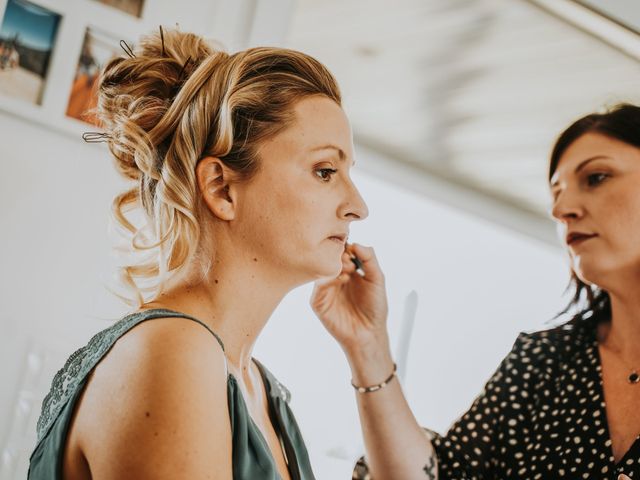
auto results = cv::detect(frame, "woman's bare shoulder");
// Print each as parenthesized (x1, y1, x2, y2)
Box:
(108, 314, 226, 365)
(75, 316, 232, 479)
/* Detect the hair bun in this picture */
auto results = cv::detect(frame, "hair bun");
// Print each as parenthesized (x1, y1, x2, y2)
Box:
(95, 27, 218, 181)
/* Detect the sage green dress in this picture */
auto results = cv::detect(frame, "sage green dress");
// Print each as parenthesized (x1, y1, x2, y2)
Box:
(28, 308, 315, 479)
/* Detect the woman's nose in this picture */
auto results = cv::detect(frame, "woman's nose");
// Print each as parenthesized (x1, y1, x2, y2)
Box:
(551, 190, 583, 222)
(341, 181, 369, 221)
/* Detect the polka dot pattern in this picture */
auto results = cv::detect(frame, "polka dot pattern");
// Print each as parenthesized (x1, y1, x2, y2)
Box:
(353, 316, 640, 479)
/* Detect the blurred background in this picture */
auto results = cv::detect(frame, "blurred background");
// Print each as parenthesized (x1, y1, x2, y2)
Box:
(1, 0, 639, 478)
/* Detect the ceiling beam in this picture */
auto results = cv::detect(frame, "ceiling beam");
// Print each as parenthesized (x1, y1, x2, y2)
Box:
(524, 0, 640, 61)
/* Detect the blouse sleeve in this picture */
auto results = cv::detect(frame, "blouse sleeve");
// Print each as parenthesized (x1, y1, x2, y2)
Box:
(352, 332, 540, 480)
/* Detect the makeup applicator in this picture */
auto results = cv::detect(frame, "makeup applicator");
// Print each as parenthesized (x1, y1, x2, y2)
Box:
(349, 253, 366, 277)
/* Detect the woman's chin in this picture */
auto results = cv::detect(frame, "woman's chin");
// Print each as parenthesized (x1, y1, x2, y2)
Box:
(310, 261, 343, 280)
(573, 263, 605, 287)
(575, 272, 596, 287)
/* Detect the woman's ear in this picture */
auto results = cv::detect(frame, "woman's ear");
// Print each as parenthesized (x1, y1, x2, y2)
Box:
(196, 157, 237, 221)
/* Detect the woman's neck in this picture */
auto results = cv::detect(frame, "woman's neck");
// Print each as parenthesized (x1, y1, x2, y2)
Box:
(144, 247, 296, 376)
(598, 289, 640, 363)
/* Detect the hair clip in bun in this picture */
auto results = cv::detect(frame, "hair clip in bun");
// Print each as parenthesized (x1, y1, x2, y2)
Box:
(178, 56, 193, 78)
(82, 131, 111, 143)
(119, 39, 135, 58)
(159, 25, 165, 56)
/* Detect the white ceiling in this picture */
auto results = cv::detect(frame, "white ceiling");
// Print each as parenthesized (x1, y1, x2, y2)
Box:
(286, 0, 640, 243)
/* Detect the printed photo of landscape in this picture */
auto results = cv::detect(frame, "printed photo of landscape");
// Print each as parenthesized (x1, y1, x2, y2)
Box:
(0, 0, 61, 105)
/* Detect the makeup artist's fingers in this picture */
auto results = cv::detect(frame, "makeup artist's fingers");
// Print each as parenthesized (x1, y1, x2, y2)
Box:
(346, 243, 384, 282)
(311, 273, 352, 316)
(341, 249, 357, 273)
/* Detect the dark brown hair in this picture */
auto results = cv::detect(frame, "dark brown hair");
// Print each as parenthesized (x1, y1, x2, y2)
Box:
(549, 103, 640, 320)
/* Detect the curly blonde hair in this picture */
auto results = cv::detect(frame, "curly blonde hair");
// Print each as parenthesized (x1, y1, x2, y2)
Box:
(96, 27, 341, 307)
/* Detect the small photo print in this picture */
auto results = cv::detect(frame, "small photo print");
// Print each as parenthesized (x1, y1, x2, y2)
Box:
(0, 0, 61, 105)
(91, 0, 145, 18)
(66, 27, 121, 125)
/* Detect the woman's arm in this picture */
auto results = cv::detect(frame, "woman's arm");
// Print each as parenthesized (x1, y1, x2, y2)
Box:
(311, 244, 437, 479)
(347, 334, 438, 479)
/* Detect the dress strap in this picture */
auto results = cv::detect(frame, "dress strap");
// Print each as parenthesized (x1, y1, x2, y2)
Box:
(135, 308, 228, 374)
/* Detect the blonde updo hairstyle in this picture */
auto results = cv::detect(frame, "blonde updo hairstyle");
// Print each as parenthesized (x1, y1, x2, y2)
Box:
(97, 27, 341, 307)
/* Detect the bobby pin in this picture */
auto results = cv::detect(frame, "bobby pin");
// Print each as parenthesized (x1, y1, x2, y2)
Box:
(159, 25, 165, 56)
(82, 132, 111, 143)
(119, 39, 135, 58)
(178, 56, 192, 78)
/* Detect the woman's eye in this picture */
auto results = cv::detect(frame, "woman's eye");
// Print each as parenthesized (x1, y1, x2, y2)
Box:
(586, 172, 608, 187)
(315, 168, 338, 182)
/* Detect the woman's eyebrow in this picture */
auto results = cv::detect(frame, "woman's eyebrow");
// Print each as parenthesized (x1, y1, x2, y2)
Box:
(310, 145, 355, 166)
(550, 155, 612, 188)
(574, 155, 611, 174)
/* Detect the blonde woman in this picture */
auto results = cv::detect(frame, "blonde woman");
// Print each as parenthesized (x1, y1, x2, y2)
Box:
(29, 27, 367, 480)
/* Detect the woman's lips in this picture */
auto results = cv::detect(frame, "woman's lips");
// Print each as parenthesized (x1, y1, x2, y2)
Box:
(328, 232, 347, 244)
(566, 233, 597, 247)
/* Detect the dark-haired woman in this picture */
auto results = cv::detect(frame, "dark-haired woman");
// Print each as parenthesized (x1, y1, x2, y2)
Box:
(312, 104, 640, 479)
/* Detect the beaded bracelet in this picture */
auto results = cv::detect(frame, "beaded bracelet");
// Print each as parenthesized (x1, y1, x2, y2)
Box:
(351, 363, 397, 394)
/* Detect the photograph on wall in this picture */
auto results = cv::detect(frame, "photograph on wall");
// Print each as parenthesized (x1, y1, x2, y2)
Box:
(0, 0, 61, 105)
(66, 27, 122, 125)
(91, 0, 145, 18)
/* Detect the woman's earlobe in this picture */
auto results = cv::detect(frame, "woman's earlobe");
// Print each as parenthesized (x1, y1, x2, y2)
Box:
(197, 157, 236, 221)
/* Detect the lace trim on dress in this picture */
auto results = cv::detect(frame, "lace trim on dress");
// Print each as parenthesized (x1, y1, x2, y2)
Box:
(34, 312, 147, 445)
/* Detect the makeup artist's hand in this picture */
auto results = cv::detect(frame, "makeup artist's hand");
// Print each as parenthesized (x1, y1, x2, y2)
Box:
(310, 243, 390, 355)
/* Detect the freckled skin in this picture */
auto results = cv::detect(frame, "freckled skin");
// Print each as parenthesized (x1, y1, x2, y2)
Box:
(552, 133, 640, 286)
(228, 96, 368, 283)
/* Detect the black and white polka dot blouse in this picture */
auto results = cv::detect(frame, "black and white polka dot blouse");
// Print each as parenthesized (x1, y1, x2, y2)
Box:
(353, 315, 640, 479)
